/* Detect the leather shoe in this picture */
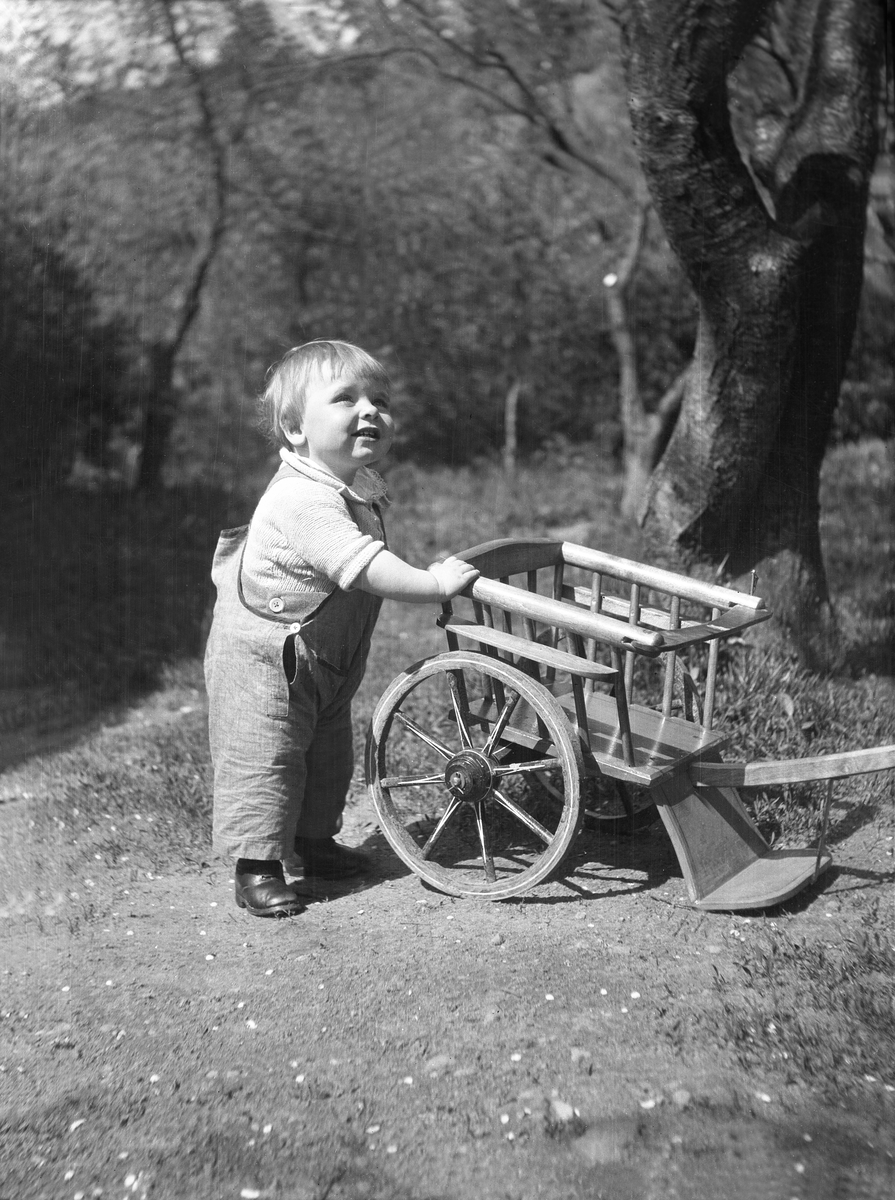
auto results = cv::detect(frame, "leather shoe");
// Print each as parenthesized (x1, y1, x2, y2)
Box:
(294, 836, 371, 879)
(235, 863, 305, 917)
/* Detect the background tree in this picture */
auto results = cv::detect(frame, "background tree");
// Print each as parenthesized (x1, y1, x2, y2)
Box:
(0, 194, 126, 491)
(622, 0, 885, 661)
(1, 0, 888, 516)
(350, 0, 692, 510)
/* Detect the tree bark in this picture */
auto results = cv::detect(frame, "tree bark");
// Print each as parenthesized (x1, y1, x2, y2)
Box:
(136, 0, 232, 491)
(623, 0, 882, 662)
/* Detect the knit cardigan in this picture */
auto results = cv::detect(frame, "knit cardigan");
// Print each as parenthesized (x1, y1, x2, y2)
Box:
(240, 450, 388, 604)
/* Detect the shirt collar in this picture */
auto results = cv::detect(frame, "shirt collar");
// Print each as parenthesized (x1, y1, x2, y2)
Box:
(278, 448, 389, 505)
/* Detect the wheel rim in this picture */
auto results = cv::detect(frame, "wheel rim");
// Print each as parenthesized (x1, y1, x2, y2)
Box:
(366, 652, 583, 898)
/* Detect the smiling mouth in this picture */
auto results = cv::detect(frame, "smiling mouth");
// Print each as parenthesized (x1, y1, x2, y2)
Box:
(353, 428, 380, 440)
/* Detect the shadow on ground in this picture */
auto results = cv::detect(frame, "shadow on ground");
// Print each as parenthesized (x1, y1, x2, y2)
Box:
(0, 484, 235, 771)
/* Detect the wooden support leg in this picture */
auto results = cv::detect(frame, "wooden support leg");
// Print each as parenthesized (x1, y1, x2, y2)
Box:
(651, 761, 832, 910)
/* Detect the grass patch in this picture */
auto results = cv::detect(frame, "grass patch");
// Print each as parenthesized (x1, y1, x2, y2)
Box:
(706, 928, 895, 1098)
(2, 438, 892, 878)
(0, 660, 212, 928)
(707, 647, 894, 843)
(820, 438, 895, 673)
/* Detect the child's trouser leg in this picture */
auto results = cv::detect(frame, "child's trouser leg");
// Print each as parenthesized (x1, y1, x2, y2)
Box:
(295, 687, 355, 840)
(210, 699, 312, 861)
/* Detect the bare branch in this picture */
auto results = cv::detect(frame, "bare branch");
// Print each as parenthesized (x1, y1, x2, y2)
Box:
(155, 0, 229, 359)
(366, 0, 636, 200)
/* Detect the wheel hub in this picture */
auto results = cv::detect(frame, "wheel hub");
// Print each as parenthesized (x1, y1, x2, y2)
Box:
(444, 749, 494, 803)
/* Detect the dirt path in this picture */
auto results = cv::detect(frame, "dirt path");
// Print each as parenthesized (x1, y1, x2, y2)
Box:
(2, 687, 894, 1200)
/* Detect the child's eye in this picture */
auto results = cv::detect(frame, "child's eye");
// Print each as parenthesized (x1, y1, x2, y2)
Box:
(374, 396, 390, 410)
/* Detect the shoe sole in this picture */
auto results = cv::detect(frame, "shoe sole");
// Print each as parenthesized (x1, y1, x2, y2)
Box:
(235, 895, 305, 918)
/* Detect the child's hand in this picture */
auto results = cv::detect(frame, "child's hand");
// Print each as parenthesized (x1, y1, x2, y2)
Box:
(427, 556, 479, 600)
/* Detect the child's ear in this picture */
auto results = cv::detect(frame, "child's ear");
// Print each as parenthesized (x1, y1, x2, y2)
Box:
(284, 426, 307, 449)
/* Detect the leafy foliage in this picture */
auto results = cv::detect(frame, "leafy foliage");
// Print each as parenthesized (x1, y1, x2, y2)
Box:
(1, 0, 890, 492)
(0, 202, 127, 489)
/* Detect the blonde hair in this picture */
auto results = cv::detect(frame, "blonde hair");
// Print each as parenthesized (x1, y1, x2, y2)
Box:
(260, 340, 391, 449)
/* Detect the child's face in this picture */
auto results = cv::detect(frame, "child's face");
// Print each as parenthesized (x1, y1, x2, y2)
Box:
(285, 366, 394, 484)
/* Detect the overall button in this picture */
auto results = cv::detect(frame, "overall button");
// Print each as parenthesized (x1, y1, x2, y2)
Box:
(289, 622, 302, 633)
(269, 596, 285, 613)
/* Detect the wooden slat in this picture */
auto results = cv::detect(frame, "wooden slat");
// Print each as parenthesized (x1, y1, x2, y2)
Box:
(624, 582, 640, 700)
(454, 537, 565, 579)
(568, 587, 771, 645)
(662, 594, 681, 717)
(556, 689, 728, 783)
(560, 541, 767, 611)
(440, 618, 617, 681)
(584, 573, 603, 698)
(703, 607, 721, 730)
(690, 744, 895, 788)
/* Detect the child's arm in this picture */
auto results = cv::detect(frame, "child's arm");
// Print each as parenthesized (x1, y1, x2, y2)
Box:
(357, 552, 478, 602)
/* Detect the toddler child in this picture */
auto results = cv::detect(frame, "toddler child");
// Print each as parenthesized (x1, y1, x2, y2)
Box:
(204, 340, 478, 916)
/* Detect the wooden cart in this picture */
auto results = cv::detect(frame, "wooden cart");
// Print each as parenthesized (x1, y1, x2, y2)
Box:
(366, 539, 895, 910)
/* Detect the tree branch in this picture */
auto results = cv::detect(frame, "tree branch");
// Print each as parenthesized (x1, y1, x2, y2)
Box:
(371, 0, 636, 200)
(156, 0, 229, 360)
(763, 0, 883, 227)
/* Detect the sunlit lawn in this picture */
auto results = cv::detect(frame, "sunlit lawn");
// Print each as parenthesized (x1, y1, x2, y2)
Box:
(1, 438, 892, 854)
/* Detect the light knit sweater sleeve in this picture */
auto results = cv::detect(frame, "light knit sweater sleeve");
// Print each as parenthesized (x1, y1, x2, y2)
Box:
(245, 478, 384, 591)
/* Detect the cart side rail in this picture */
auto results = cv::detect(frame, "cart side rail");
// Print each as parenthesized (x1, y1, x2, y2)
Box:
(559, 542, 767, 612)
(466, 575, 666, 654)
(451, 537, 772, 731)
(452, 537, 565, 580)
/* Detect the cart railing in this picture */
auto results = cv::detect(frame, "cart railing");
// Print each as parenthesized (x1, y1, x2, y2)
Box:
(449, 538, 770, 734)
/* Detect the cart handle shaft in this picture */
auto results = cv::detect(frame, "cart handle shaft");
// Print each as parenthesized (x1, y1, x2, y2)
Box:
(690, 744, 895, 788)
(466, 576, 666, 654)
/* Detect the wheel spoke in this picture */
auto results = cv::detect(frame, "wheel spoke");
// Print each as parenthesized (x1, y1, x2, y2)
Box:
(533, 770, 563, 802)
(420, 794, 463, 859)
(492, 787, 553, 845)
(381, 772, 445, 789)
(482, 689, 522, 757)
(473, 801, 496, 882)
(446, 671, 474, 749)
(493, 756, 561, 777)
(394, 710, 453, 759)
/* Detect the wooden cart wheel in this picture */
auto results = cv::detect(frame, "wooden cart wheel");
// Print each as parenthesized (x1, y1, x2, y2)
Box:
(366, 652, 583, 899)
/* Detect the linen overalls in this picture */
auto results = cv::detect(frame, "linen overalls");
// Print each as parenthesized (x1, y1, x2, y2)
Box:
(204, 462, 384, 860)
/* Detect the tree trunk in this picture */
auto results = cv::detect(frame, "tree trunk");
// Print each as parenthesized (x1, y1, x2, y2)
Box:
(135, 0, 232, 491)
(619, 367, 687, 520)
(136, 343, 179, 495)
(503, 379, 521, 477)
(623, 0, 882, 663)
